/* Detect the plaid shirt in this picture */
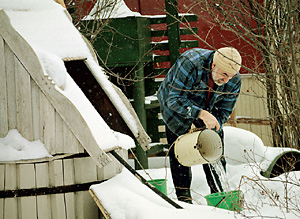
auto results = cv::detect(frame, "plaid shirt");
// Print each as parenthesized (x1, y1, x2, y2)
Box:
(157, 48, 241, 136)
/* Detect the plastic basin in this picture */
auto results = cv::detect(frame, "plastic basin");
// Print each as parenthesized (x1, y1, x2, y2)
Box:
(205, 190, 243, 211)
(148, 179, 167, 195)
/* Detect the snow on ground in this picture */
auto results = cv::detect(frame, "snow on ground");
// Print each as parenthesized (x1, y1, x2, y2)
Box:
(91, 127, 300, 219)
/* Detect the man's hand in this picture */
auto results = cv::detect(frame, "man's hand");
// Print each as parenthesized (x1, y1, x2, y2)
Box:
(199, 110, 220, 131)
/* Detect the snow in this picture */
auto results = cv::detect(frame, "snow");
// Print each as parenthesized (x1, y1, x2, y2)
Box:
(85, 0, 142, 20)
(0, 129, 51, 162)
(91, 126, 300, 219)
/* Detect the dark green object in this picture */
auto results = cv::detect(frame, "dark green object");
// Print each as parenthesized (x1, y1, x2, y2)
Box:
(93, 17, 151, 67)
(260, 150, 300, 178)
(165, 0, 181, 66)
(205, 190, 243, 212)
(148, 179, 167, 195)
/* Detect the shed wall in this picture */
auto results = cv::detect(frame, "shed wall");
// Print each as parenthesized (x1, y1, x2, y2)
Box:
(232, 74, 272, 146)
(0, 149, 127, 219)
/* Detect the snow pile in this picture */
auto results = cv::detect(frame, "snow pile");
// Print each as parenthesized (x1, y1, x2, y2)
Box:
(0, 129, 51, 162)
(86, 0, 141, 20)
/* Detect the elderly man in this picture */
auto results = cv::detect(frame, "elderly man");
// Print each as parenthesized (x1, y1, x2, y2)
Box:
(157, 47, 242, 203)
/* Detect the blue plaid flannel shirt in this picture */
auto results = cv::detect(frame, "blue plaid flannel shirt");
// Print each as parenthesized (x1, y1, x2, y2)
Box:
(157, 48, 241, 136)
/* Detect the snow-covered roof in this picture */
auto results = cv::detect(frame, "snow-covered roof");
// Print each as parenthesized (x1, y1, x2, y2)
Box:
(85, 0, 142, 20)
(0, 0, 150, 162)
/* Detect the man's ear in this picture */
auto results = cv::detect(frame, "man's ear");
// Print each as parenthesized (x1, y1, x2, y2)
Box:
(212, 62, 216, 69)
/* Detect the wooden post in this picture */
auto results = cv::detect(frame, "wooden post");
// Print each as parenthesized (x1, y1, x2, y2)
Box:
(165, 0, 181, 66)
(133, 62, 148, 169)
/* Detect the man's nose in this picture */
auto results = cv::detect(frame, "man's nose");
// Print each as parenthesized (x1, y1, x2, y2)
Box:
(223, 77, 230, 83)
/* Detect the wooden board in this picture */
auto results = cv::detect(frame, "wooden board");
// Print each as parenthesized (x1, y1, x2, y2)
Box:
(18, 164, 37, 219)
(15, 58, 34, 141)
(4, 41, 17, 131)
(89, 189, 112, 219)
(4, 164, 18, 219)
(35, 162, 51, 219)
(0, 37, 8, 137)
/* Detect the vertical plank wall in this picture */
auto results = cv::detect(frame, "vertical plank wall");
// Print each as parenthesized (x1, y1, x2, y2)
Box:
(233, 74, 272, 146)
(0, 150, 126, 219)
(0, 36, 84, 154)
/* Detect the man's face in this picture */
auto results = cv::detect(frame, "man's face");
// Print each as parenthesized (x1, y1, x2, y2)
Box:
(211, 63, 236, 86)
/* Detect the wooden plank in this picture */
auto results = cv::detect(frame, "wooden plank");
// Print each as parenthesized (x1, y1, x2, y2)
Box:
(97, 153, 117, 181)
(74, 157, 98, 219)
(179, 14, 198, 22)
(4, 164, 18, 219)
(151, 29, 168, 38)
(55, 112, 64, 153)
(3, 198, 18, 219)
(89, 190, 111, 219)
(0, 199, 2, 219)
(4, 42, 17, 130)
(63, 122, 79, 154)
(153, 55, 170, 63)
(49, 160, 66, 219)
(17, 164, 37, 219)
(18, 196, 37, 219)
(0, 37, 8, 137)
(15, 57, 33, 141)
(151, 40, 199, 51)
(149, 16, 166, 25)
(40, 92, 55, 154)
(63, 158, 76, 219)
(31, 78, 41, 141)
(0, 165, 4, 219)
(35, 162, 51, 219)
(0, 11, 111, 168)
(180, 27, 198, 35)
(0, 165, 4, 191)
(17, 163, 36, 189)
(5, 164, 17, 191)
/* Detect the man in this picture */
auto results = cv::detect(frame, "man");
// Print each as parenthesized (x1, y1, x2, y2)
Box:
(157, 47, 242, 203)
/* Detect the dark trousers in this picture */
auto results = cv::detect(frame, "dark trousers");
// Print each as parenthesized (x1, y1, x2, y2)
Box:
(166, 125, 226, 203)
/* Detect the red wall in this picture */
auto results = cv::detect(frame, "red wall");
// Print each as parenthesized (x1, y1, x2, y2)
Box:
(124, 0, 257, 74)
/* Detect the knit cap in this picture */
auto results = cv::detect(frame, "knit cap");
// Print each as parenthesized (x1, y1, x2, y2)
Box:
(213, 47, 242, 74)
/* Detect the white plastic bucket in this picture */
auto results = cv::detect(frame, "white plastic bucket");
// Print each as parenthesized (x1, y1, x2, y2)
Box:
(174, 129, 223, 167)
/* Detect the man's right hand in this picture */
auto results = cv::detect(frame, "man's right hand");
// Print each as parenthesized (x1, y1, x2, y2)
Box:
(198, 110, 220, 131)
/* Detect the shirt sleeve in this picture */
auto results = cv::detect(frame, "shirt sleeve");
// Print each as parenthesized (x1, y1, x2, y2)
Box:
(166, 56, 203, 120)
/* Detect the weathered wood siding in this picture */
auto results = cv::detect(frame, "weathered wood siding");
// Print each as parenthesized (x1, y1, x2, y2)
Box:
(0, 149, 126, 219)
(0, 36, 85, 154)
(231, 74, 272, 146)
